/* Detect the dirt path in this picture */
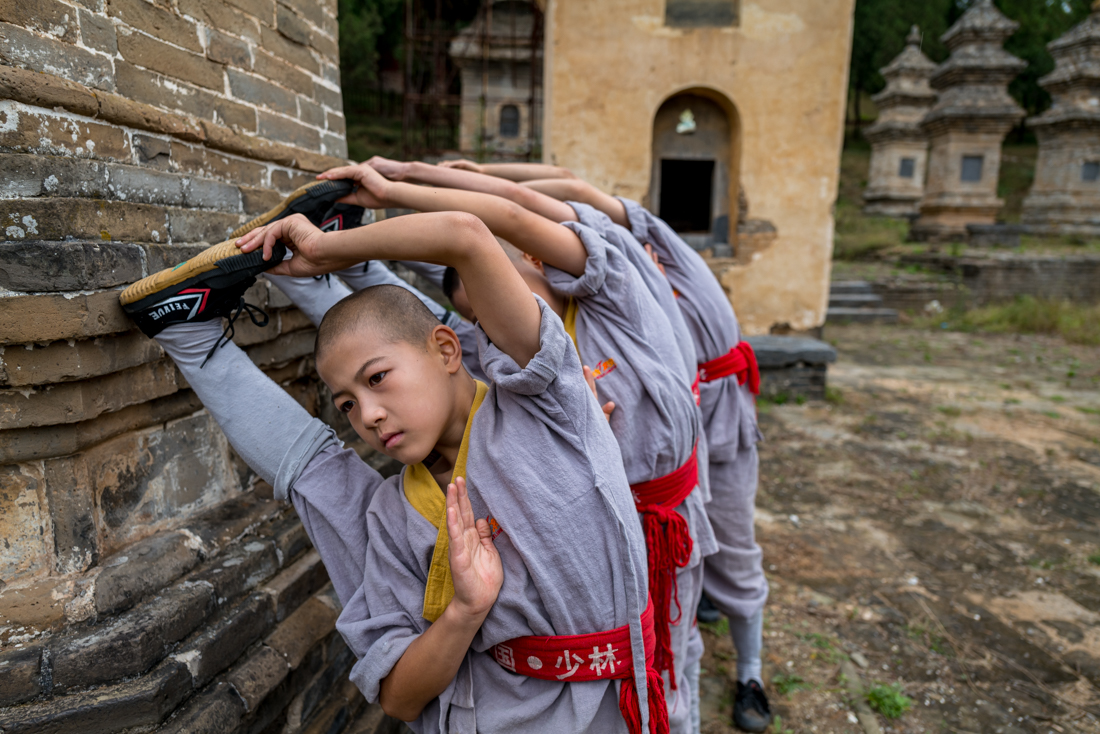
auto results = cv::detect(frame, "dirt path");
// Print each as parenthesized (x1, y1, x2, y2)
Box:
(699, 324, 1100, 733)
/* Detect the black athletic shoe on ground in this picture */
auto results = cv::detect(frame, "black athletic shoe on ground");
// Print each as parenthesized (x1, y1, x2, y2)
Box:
(733, 680, 772, 732)
(697, 593, 722, 624)
(119, 239, 287, 359)
(230, 179, 357, 240)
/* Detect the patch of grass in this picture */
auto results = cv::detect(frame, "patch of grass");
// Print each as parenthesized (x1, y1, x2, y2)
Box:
(1078, 407, 1100, 415)
(1041, 410, 1062, 420)
(770, 714, 795, 734)
(825, 386, 844, 405)
(1005, 398, 1022, 405)
(800, 632, 833, 650)
(866, 682, 913, 719)
(772, 673, 809, 696)
(1088, 553, 1100, 566)
(916, 296, 1100, 346)
(1050, 395, 1067, 403)
(936, 405, 962, 417)
(700, 617, 729, 637)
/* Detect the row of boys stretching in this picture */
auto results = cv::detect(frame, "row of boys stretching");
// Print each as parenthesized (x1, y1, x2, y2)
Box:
(118, 156, 770, 734)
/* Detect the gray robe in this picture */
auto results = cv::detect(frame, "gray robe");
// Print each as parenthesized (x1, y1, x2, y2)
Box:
(617, 199, 768, 623)
(545, 223, 718, 730)
(334, 298, 652, 733)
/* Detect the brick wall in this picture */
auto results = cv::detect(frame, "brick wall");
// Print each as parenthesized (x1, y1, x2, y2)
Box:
(0, 1, 399, 731)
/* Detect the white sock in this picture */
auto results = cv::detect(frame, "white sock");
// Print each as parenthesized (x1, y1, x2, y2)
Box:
(730, 609, 764, 684)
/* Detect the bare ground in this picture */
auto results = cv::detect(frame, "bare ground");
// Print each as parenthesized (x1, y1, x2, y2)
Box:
(698, 323, 1100, 734)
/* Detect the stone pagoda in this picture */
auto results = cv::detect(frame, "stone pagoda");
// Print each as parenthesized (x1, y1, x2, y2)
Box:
(1022, 1, 1100, 235)
(863, 26, 938, 217)
(911, 0, 1026, 242)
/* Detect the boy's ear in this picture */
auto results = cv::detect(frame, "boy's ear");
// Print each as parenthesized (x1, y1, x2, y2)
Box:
(429, 324, 465, 374)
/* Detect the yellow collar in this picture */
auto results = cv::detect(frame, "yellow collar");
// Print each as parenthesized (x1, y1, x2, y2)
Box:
(403, 379, 489, 622)
(563, 297, 580, 356)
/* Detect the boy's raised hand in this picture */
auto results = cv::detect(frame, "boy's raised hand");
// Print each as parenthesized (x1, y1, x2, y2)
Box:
(237, 213, 339, 277)
(446, 477, 503, 618)
(315, 163, 393, 209)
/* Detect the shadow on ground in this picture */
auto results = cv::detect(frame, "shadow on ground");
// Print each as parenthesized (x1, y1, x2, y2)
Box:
(700, 323, 1100, 734)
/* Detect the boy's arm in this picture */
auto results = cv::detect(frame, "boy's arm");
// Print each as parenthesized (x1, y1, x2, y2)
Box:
(438, 159, 577, 182)
(236, 204, 542, 367)
(367, 156, 577, 224)
(520, 178, 632, 230)
(319, 163, 590, 277)
(378, 478, 501, 721)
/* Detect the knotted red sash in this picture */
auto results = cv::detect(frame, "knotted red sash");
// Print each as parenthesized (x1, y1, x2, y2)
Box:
(490, 598, 669, 734)
(628, 447, 698, 689)
(698, 342, 760, 395)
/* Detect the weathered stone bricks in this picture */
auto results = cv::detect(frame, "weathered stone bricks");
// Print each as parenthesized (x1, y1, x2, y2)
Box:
(227, 0, 277, 25)
(117, 29, 223, 91)
(167, 207, 244, 242)
(0, 643, 44, 707)
(0, 290, 130, 345)
(50, 580, 214, 692)
(265, 594, 338, 669)
(0, 198, 167, 243)
(247, 328, 316, 368)
(228, 66, 299, 116)
(94, 531, 205, 615)
(276, 4, 311, 46)
(0, 659, 192, 734)
(0, 64, 99, 117)
(108, 0, 203, 53)
(169, 138, 269, 186)
(78, 7, 117, 54)
(227, 644, 290, 711)
(206, 28, 252, 69)
(313, 79, 341, 110)
(260, 24, 319, 75)
(180, 0, 264, 44)
(188, 538, 279, 602)
(0, 332, 162, 387)
(114, 60, 224, 124)
(271, 167, 316, 191)
(254, 47, 314, 96)
(299, 95, 324, 127)
(159, 682, 246, 734)
(241, 185, 283, 214)
(0, 0, 79, 43)
(180, 491, 281, 550)
(327, 109, 346, 137)
(0, 464, 49, 582)
(0, 101, 131, 160)
(0, 391, 202, 464)
(42, 457, 100, 574)
(0, 359, 179, 429)
(174, 592, 276, 687)
(0, 153, 107, 199)
(0, 241, 144, 292)
(0, 22, 114, 92)
(263, 549, 328, 621)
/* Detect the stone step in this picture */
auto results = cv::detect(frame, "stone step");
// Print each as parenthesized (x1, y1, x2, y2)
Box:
(828, 293, 883, 308)
(826, 307, 899, 324)
(829, 280, 875, 294)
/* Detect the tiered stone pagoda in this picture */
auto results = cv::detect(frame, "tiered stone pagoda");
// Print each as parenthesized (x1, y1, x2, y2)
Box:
(911, 0, 1026, 242)
(863, 26, 938, 217)
(1021, 1, 1100, 235)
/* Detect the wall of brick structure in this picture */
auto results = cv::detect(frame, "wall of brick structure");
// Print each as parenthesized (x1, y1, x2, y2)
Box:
(0, 0, 399, 731)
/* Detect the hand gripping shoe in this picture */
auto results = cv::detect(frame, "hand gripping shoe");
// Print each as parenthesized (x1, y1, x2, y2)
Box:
(119, 239, 287, 365)
(231, 179, 357, 239)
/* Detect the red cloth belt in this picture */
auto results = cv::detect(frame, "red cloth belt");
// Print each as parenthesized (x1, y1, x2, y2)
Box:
(628, 446, 697, 689)
(698, 342, 760, 395)
(490, 597, 669, 734)
(690, 372, 700, 406)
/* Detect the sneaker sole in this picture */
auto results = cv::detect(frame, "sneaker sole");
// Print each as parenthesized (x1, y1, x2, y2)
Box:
(230, 179, 355, 240)
(119, 239, 272, 306)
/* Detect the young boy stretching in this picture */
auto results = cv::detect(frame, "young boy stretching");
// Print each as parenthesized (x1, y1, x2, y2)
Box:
(440, 160, 772, 732)
(320, 162, 716, 734)
(119, 207, 664, 732)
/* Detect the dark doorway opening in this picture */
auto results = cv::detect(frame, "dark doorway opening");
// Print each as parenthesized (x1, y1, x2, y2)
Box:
(659, 159, 714, 232)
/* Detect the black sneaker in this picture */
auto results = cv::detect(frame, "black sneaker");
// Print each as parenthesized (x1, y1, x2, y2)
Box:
(230, 179, 356, 240)
(119, 239, 286, 344)
(697, 593, 722, 624)
(733, 680, 772, 732)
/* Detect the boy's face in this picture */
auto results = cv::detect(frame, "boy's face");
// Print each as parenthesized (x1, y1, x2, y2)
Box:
(318, 325, 463, 465)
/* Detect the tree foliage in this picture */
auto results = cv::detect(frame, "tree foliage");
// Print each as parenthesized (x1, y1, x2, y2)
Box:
(338, 0, 404, 92)
(850, 0, 1094, 122)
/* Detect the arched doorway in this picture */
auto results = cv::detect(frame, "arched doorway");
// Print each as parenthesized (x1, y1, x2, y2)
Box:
(648, 90, 740, 251)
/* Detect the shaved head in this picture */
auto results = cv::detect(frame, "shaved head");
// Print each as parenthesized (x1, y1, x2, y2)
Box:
(316, 284, 443, 362)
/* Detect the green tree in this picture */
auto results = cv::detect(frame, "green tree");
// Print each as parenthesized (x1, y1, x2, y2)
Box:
(338, 0, 404, 93)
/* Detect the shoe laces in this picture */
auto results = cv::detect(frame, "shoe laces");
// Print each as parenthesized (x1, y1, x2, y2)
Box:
(741, 680, 771, 715)
(200, 298, 270, 368)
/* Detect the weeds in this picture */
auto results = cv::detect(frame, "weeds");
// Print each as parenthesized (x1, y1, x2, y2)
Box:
(772, 673, 809, 696)
(936, 405, 962, 417)
(866, 682, 912, 719)
(915, 296, 1100, 346)
(770, 714, 795, 734)
(1088, 553, 1100, 566)
(825, 386, 844, 405)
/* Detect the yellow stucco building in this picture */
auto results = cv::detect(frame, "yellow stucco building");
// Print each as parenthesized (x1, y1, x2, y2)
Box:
(541, 0, 855, 333)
